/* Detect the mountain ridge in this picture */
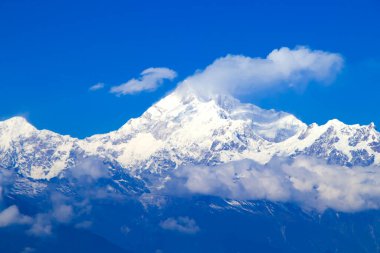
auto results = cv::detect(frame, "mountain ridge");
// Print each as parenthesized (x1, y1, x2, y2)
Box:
(1, 89, 379, 180)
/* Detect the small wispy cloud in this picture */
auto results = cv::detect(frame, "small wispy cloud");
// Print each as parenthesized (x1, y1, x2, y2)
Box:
(160, 216, 200, 234)
(110, 67, 177, 96)
(89, 83, 105, 91)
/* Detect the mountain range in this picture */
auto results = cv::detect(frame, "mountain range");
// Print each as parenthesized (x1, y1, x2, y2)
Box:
(1, 88, 380, 252)
(1, 88, 379, 181)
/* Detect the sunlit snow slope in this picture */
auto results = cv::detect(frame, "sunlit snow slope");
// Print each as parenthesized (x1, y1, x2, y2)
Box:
(1, 89, 379, 180)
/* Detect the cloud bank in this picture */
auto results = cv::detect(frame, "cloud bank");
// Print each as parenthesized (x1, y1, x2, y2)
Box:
(167, 157, 380, 212)
(177, 46, 343, 98)
(111, 67, 177, 95)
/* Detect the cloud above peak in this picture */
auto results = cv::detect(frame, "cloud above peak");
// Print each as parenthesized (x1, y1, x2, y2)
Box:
(110, 67, 177, 95)
(177, 46, 343, 98)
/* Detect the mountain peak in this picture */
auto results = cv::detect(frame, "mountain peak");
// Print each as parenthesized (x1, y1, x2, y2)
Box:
(3, 115, 27, 123)
(0, 116, 36, 131)
(0, 116, 37, 150)
(326, 118, 345, 127)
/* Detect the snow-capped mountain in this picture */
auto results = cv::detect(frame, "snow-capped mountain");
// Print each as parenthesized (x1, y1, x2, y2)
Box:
(2, 89, 380, 253)
(1, 88, 379, 180)
(0, 117, 79, 179)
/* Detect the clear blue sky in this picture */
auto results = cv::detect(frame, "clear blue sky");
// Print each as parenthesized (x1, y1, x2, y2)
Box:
(1, 0, 379, 138)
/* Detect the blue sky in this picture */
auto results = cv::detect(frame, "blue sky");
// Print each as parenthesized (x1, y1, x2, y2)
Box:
(0, 0, 379, 138)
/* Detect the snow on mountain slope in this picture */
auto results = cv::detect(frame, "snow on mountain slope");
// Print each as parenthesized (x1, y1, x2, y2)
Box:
(0, 117, 78, 179)
(1, 89, 380, 180)
(81, 88, 380, 175)
(82, 90, 307, 173)
(0, 117, 36, 150)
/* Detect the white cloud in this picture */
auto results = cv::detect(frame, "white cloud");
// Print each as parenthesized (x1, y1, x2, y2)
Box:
(27, 213, 52, 236)
(110, 67, 177, 95)
(68, 156, 109, 181)
(0, 205, 32, 227)
(177, 46, 343, 98)
(168, 157, 380, 212)
(52, 204, 73, 223)
(89, 83, 105, 91)
(160, 216, 200, 234)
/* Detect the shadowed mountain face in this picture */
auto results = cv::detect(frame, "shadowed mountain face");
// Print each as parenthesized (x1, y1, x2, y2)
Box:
(0, 226, 130, 253)
(4, 191, 380, 253)
(1, 89, 380, 252)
